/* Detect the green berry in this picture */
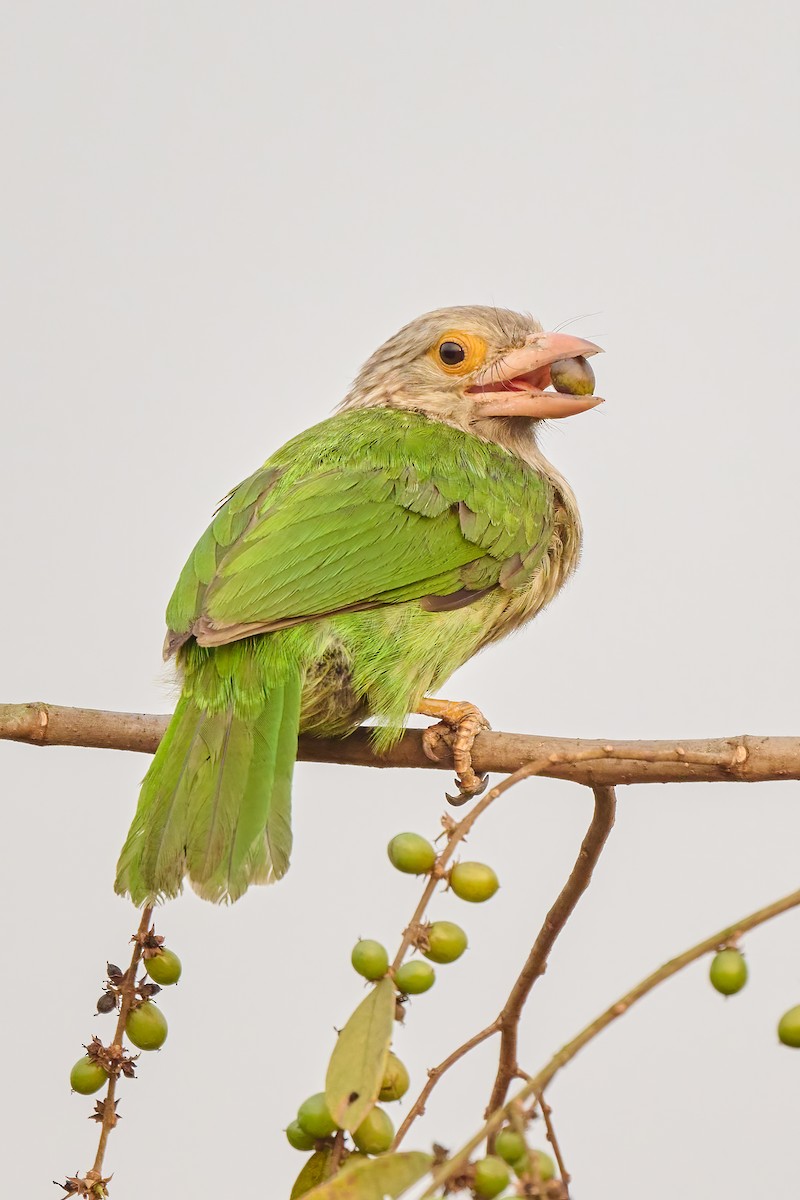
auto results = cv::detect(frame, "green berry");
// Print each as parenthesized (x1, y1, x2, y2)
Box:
(534, 1150, 556, 1182)
(70, 1055, 108, 1095)
(394, 960, 435, 995)
(449, 861, 499, 903)
(387, 833, 437, 875)
(379, 1051, 410, 1102)
(352, 1106, 394, 1155)
(473, 1155, 510, 1198)
(125, 1001, 168, 1050)
(495, 1129, 526, 1164)
(351, 940, 389, 981)
(513, 1150, 555, 1181)
(709, 949, 748, 995)
(145, 948, 182, 986)
(296, 1092, 338, 1139)
(286, 1120, 317, 1151)
(778, 1005, 800, 1048)
(423, 920, 468, 964)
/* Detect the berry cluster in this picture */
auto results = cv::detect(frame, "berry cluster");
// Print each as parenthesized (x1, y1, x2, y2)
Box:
(69, 932, 181, 1093)
(284, 827, 557, 1198)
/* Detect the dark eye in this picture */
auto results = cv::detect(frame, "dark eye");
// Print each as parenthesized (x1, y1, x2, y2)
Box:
(439, 340, 466, 366)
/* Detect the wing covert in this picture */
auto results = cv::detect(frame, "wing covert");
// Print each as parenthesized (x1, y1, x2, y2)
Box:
(164, 409, 554, 651)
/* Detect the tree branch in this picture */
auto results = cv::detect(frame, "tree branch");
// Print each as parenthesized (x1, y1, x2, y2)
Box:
(486, 785, 617, 1115)
(391, 1022, 500, 1150)
(2, 701, 799, 786)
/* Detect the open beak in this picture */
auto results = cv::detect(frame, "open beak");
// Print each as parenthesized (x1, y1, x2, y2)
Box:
(467, 332, 604, 419)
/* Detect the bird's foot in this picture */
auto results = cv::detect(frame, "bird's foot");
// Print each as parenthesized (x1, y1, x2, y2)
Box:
(416, 698, 491, 805)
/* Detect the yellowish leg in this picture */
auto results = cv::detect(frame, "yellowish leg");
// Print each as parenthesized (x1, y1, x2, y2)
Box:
(415, 697, 490, 804)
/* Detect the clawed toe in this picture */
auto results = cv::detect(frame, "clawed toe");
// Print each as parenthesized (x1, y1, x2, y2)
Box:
(415, 698, 491, 806)
(421, 722, 450, 763)
(446, 768, 489, 806)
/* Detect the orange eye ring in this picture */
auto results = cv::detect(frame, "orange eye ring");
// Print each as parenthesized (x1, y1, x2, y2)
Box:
(430, 330, 487, 376)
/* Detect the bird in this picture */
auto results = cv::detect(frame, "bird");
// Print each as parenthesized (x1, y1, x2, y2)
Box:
(115, 305, 603, 905)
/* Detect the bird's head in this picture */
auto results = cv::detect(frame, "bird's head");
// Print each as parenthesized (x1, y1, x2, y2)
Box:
(340, 306, 603, 441)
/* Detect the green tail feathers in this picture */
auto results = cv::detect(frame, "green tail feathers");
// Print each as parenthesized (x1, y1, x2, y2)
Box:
(115, 650, 302, 905)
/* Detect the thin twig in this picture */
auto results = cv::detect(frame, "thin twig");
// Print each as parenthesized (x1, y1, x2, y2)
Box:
(486, 786, 617, 1115)
(537, 1092, 571, 1191)
(5, 700, 800, 786)
(419, 882, 800, 1196)
(90, 907, 153, 1183)
(392, 1021, 500, 1149)
(328, 1130, 346, 1174)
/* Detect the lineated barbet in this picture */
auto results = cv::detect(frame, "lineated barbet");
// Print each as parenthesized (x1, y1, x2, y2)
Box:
(115, 306, 603, 904)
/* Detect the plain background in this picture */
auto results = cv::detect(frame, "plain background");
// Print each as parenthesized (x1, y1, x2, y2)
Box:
(3, 3, 799, 1196)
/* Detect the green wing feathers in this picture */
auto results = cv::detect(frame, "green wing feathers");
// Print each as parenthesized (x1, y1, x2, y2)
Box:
(165, 409, 554, 647)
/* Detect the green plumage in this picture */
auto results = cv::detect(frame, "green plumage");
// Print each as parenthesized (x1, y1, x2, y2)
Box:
(116, 406, 560, 905)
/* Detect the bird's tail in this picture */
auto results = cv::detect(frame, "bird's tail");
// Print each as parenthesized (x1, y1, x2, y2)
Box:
(115, 653, 302, 905)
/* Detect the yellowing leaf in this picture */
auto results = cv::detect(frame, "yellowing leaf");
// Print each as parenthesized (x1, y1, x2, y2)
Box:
(290, 1149, 333, 1199)
(325, 977, 395, 1131)
(302, 1151, 433, 1199)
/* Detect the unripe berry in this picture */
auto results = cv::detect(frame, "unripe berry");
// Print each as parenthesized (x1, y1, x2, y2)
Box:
(125, 1002, 168, 1051)
(379, 1051, 410, 1102)
(285, 1120, 317, 1151)
(296, 1092, 338, 1139)
(513, 1149, 555, 1181)
(473, 1154, 510, 1197)
(351, 940, 389, 981)
(352, 1106, 394, 1154)
(394, 960, 435, 995)
(534, 1150, 556, 1182)
(778, 1005, 800, 1048)
(387, 833, 436, 875)
(423, 921, 468, 964)
(494, 1129, 526, 1164)
(709, 949, 748, 995)
(145, 949, 182, 986)
(70, 1055, 108, 1095)
(449, 861, 499, 903)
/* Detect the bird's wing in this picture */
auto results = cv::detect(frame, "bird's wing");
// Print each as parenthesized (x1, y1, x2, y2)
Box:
(165, 409, 554, 651)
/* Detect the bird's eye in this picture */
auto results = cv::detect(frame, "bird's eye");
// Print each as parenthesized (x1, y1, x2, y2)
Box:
(430, 330, 487, 375)
(439, 340, 466, 366)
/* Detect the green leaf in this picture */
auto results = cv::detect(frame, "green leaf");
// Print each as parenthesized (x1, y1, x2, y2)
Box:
(290, 1149, 334, 1199)
(302, 1151, 433, 1199)
(325, 977, 395, 1131)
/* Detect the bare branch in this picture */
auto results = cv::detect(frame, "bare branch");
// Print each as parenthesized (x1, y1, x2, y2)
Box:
(391, 1022, 500, 1150)
(536, 1092, 571, 1191)
(2, 701, 798, 786)
(486, 786, 617, 1114)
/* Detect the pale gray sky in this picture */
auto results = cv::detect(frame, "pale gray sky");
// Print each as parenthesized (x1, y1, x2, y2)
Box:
(3, 3, 800, 1197)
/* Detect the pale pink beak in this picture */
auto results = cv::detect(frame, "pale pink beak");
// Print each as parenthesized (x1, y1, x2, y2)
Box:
(468, 331, 604, 419)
